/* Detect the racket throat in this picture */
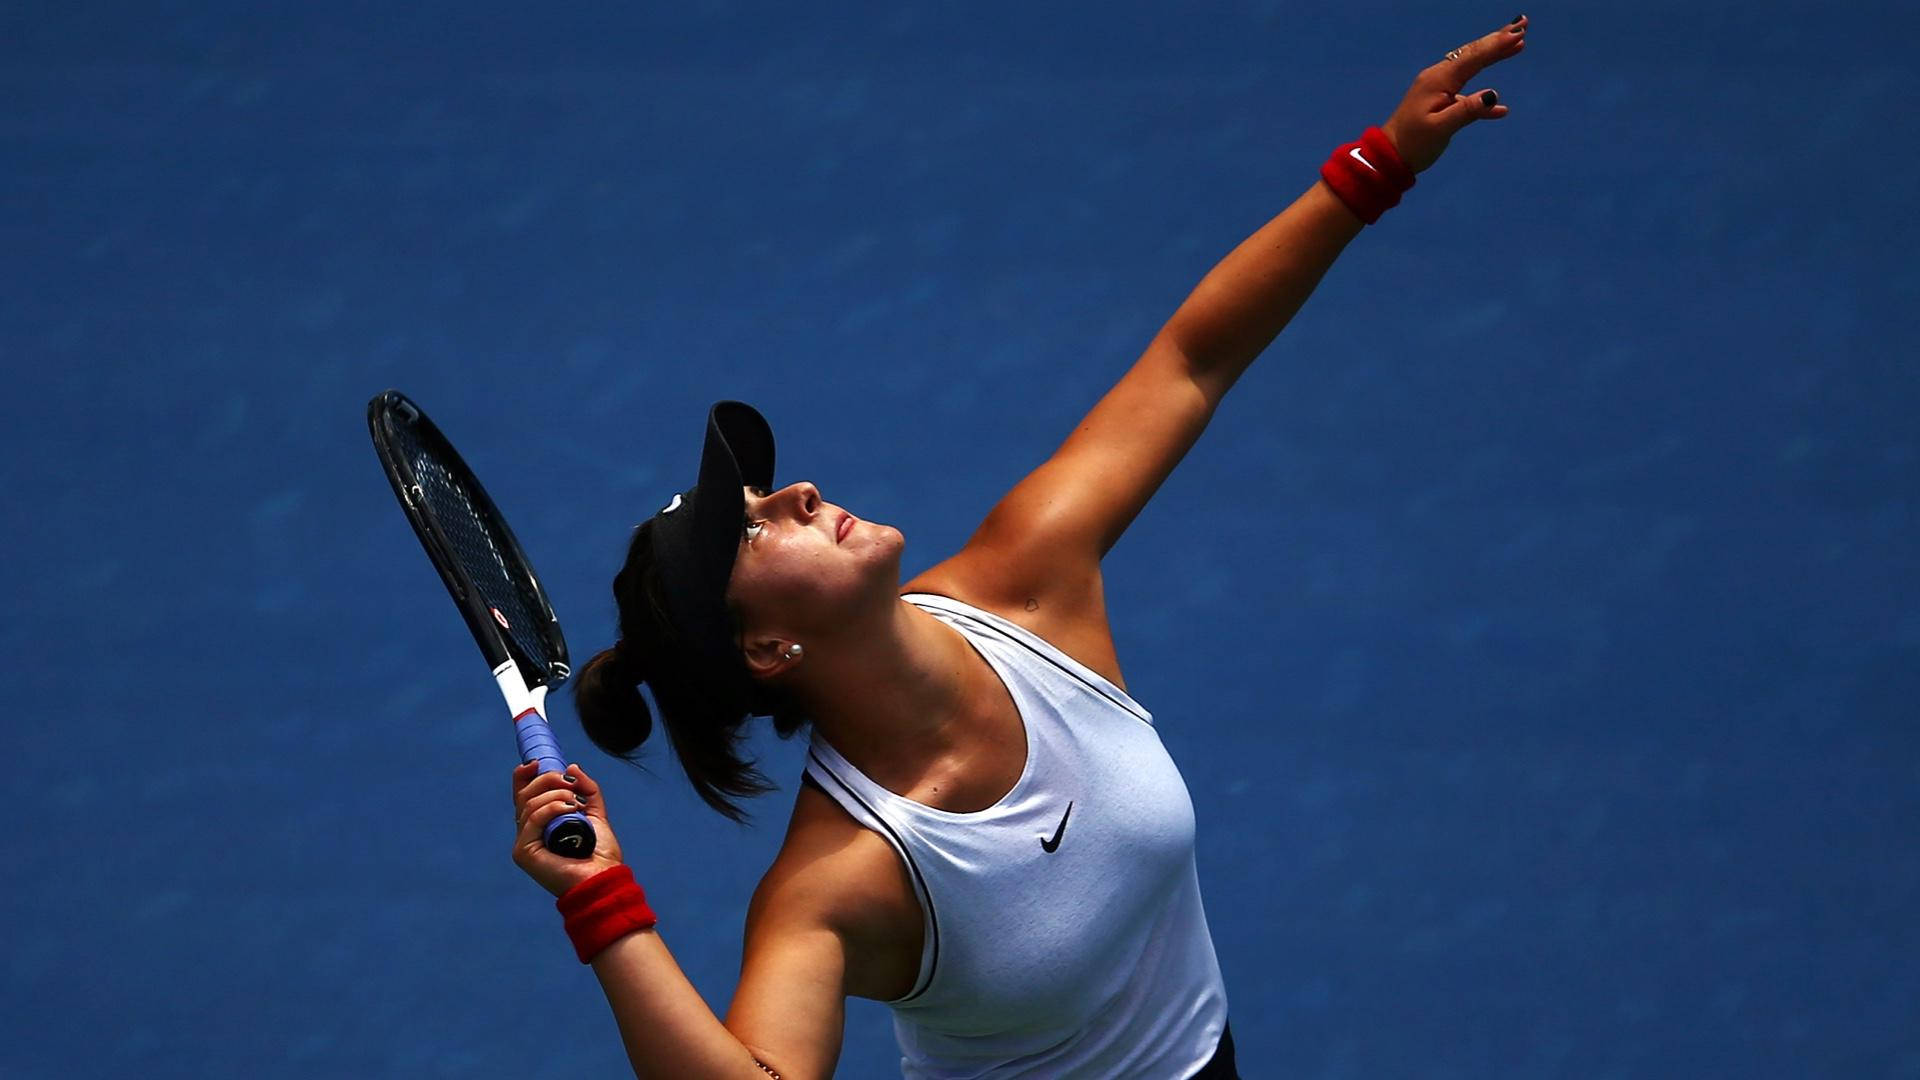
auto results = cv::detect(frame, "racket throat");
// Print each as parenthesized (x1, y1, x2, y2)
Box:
(492, 659, 547, 719)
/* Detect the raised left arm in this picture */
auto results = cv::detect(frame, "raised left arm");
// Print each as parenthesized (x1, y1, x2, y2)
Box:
(972, 177, 1364, 571)
(924, 17, 1529, 658)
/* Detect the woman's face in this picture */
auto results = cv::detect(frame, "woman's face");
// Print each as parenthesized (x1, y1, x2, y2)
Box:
(724, 481, 903, 643)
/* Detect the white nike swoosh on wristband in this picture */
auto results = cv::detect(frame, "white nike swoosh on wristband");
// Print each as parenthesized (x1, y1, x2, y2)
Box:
(1348, 146, 1378, 173)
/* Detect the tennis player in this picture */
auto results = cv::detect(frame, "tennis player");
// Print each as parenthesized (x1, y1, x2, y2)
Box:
(511, 17, 1529, 1078)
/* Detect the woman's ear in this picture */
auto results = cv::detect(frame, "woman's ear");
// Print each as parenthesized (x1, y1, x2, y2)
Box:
(742, 636, 797, 678)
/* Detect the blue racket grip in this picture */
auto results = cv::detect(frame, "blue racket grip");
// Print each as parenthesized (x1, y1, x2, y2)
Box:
(515, 709, 596, 859)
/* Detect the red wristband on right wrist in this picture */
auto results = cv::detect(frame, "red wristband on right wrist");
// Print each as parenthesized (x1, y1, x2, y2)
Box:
(556, 864, 658, 964)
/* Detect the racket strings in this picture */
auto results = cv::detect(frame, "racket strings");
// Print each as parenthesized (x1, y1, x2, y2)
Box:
(402, 437, 559, 672)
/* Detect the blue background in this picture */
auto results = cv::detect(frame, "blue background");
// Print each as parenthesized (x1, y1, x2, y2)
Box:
(5, 2, 1916, 1077)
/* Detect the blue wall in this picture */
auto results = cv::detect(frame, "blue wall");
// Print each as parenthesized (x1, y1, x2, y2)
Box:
(4, 3, 1915, 1076)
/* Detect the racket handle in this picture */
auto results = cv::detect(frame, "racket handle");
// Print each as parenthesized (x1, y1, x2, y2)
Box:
(515, 709, 597, 859)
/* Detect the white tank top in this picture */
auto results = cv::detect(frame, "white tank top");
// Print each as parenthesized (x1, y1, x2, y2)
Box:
(804, 594, 1229, 1078)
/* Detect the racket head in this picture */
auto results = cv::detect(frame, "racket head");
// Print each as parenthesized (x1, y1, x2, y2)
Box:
(368, 390, 571, 690)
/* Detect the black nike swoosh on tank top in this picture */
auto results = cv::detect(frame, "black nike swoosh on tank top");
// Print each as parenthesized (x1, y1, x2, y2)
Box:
(1040, 801, 1074, 853)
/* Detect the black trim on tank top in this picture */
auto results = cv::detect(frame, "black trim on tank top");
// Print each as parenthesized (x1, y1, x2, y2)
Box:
(905, 593, 1151, 725)
(806, 751, 941, 1004)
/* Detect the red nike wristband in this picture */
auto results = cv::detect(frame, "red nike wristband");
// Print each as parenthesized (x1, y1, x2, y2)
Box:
(556, 864, 658, 964)
(1319, 126, 1416, 225)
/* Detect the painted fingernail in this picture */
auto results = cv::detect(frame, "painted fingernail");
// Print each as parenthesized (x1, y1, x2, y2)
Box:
(1481, 90, 1499, 107)
(564, 774, 576, 784)
(1511, 14, 1525, 25)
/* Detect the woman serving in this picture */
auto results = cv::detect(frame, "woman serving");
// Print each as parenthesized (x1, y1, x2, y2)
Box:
(510, 17, 1530, 1078)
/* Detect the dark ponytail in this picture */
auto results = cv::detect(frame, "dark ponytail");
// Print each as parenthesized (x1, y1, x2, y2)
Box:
(571, 644, 651, 755)
(571, 519, 804, 823)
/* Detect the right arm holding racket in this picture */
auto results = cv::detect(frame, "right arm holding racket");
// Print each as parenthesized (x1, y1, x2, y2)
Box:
(512, 763, 859, 1080)
(369, 390, 849, 1078)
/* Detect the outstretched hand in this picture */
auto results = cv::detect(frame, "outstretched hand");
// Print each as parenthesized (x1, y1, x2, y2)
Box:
(1382, 15, 1530, 174)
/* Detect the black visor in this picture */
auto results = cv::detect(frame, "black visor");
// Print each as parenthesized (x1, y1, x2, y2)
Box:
(643, 401, 776, 706)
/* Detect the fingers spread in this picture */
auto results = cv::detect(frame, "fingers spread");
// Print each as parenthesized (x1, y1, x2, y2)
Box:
(1443, 89, 1509, 130)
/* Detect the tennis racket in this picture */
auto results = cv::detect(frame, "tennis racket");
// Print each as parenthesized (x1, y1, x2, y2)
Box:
(368, 389, 595, 858)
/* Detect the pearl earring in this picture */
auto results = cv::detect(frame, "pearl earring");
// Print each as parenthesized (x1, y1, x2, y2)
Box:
(782, 643, 803, 661)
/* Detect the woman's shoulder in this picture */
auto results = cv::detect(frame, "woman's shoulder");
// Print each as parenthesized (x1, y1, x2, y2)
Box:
(760, 777, 897, 899)
(750, 777, 924, 1001)
(902, 558, 1127, 691)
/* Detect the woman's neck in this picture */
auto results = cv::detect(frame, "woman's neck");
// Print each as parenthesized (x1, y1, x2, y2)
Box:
(794, 597, 988, 785)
